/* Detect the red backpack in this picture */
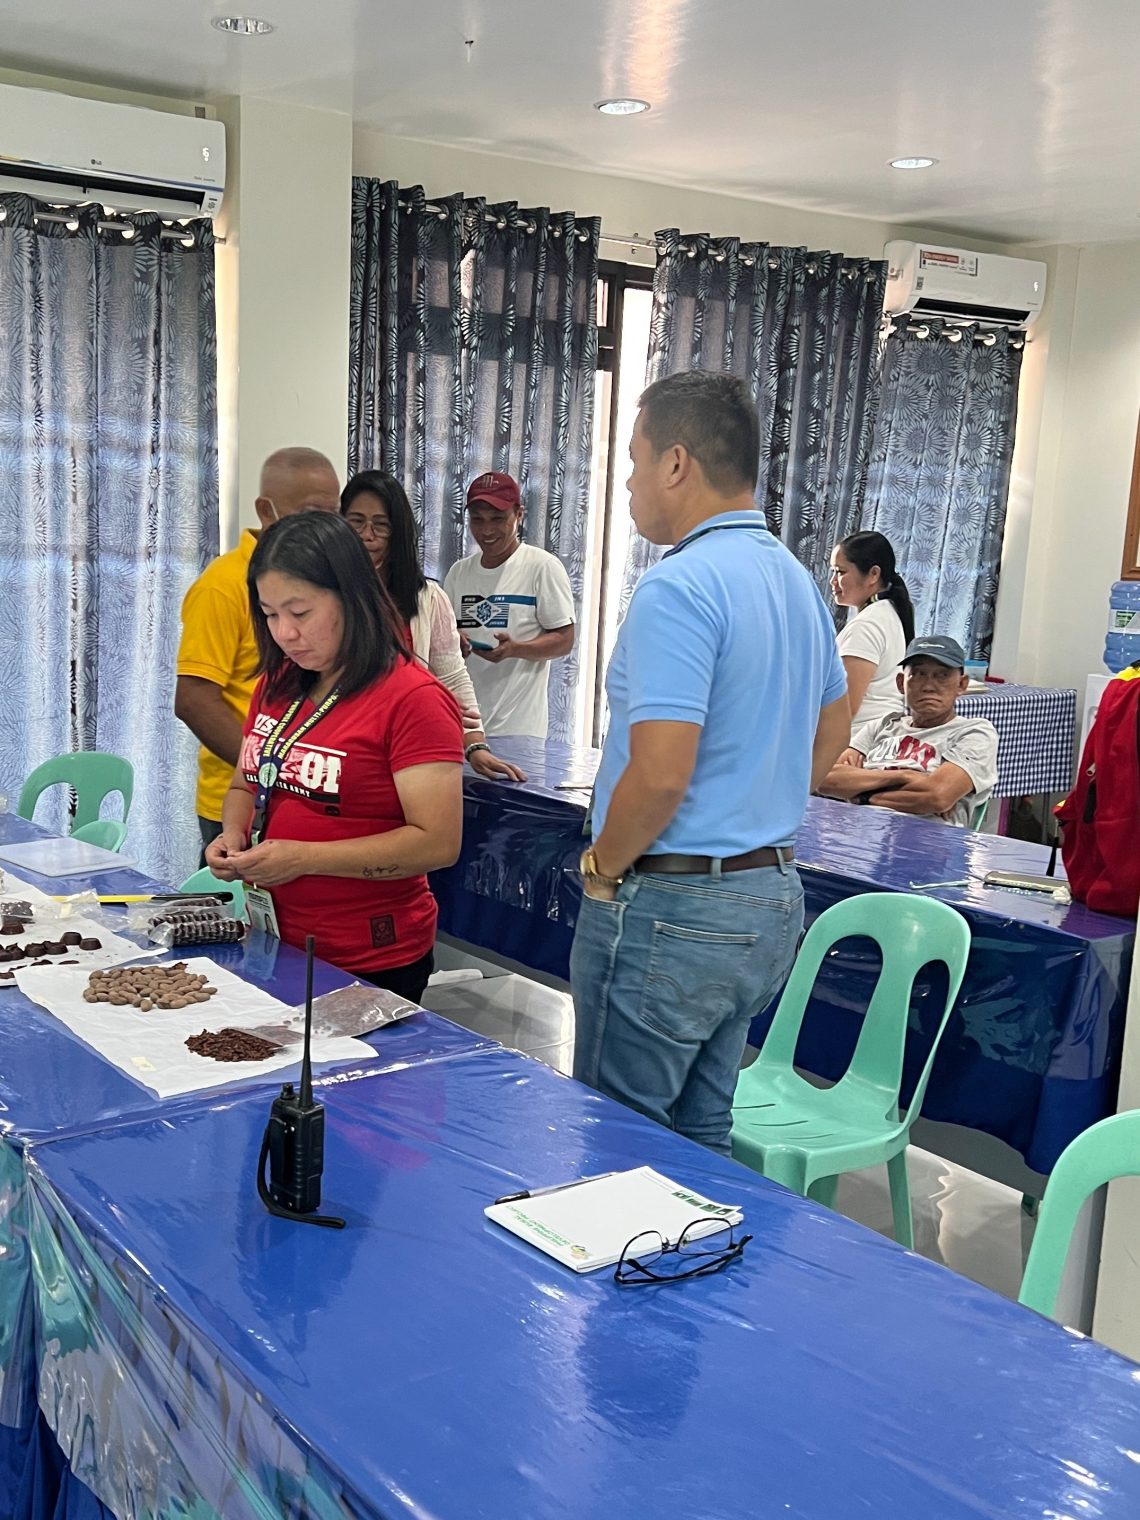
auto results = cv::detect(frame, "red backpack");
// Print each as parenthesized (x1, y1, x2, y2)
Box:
(1057, 671, 1140, 917)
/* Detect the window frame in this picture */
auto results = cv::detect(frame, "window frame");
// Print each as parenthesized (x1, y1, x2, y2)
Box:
(590, 259, 654, 743)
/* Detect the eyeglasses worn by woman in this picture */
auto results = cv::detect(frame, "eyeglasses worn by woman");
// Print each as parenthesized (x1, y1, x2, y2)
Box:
(340, 470, 526, 785)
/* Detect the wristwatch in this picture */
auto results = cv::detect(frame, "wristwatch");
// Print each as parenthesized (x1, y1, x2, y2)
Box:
(579, 846, 625, 890)
(464, 742, 491, 760)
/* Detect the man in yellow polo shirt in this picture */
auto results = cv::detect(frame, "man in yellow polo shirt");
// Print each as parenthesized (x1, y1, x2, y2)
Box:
(175, 447, 341, 854)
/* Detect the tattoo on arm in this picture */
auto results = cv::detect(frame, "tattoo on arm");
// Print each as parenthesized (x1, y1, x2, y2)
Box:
(361, 863, 401, 879)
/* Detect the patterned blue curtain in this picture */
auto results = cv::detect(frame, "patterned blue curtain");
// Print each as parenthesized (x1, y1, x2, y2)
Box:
(0, 194, 218, 882)
(624, 230, 886, 607)
(863, 321, 1023, 658)
(349, 179, 599, 742)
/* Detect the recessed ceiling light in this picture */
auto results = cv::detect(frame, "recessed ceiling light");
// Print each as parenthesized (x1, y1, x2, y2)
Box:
(211, 15, 275, 35)
(595, 98, 651, 116)
(890, 156, 937, 171)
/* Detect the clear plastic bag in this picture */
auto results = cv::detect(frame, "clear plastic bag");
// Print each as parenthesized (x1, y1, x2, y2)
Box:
(248, 982, 419, 1046)
(126, 901, 248, 948)
(1, 889, 100, 927)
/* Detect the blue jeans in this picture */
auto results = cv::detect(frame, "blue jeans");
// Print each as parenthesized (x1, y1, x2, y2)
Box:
(570, 863, 804, 1155)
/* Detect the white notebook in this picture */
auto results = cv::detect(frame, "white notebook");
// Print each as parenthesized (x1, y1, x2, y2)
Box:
(0, 837, 133, 878)
(485, 1165, 743, 1273)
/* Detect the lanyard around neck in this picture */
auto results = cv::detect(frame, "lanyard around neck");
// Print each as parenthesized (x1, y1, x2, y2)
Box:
(251, 685, 341, 843)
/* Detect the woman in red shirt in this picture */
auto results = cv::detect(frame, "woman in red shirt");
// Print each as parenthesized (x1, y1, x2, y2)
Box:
(205, 512, 463, 1000)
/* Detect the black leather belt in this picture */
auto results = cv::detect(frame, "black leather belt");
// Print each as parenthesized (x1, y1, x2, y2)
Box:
(633, 846, 794, 875)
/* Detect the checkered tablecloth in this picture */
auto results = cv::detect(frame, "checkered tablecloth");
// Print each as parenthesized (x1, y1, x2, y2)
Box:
(956, 683, 1077, 797)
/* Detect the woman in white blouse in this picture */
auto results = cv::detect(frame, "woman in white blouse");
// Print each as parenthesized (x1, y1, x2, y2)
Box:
(829, 531, 916, 727)
(342, 472, 525, 782)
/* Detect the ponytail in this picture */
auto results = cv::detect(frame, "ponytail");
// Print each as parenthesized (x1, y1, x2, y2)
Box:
(839, 531, 915, 645)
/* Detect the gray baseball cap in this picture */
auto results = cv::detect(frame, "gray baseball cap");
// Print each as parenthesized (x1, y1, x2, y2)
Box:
(901, 635, 967, 670)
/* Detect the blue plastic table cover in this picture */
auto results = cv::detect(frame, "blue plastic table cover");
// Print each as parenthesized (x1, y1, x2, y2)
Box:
(22, 1045, 1140, 1520)
(432, 738, 1135, 1173)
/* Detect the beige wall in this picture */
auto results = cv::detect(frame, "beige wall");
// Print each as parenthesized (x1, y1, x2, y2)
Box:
(0, 63, 205, 115)
(1002, 242, 1140, 693)
(225, 97, 353, 537)
(987, 246, 1079, 682)
(353, 127, 1017, 265)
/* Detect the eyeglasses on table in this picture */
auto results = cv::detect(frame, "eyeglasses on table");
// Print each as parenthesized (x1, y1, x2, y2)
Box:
(614, 1218, 752, 1286)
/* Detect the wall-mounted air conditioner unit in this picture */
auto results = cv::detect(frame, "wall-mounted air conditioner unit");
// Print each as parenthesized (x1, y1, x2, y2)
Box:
(0, 83, 225, 219)
(884, 240, 1046, 330)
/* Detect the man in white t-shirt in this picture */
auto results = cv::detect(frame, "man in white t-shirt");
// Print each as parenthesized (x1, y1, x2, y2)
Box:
(819, 634, 999, 827)
(443, 471, 576, 739)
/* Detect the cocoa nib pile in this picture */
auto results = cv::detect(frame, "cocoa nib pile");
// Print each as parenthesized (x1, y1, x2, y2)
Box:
(185, 1028, 280, 1062)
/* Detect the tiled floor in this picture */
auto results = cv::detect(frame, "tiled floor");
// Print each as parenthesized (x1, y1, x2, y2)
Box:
(422, 960, 1034, 1302)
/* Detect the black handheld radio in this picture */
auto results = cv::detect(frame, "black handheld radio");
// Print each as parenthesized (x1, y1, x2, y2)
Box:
(257, 934, 345, 1229)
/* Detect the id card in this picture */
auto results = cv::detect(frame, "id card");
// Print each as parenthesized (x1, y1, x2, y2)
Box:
(244, 885, 281, 939)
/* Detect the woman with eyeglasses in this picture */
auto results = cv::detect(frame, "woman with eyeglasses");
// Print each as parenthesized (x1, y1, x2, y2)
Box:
(828, 531, 916, 727)
(341, 472, 526, 783)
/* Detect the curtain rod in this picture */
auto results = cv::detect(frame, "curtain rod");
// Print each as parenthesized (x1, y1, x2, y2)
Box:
(602, 231, 874, 275)
(886, 319, 1028, 348)
(601, 233, 657, 250)
(4, 206, 221, 244)
(395, 192, 592, 241)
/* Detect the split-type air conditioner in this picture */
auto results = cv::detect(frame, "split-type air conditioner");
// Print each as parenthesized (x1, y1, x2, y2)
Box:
(884, 240, 1046, 330)
(0, 82, 225, 219)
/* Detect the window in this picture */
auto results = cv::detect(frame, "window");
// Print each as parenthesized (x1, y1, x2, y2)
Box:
(577, 261, 654, 746)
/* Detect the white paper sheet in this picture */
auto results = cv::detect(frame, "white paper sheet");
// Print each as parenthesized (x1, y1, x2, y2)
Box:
(0, 871, 161, 987)
(0, 916, 162, 985)
(14, 955, 378, 1097)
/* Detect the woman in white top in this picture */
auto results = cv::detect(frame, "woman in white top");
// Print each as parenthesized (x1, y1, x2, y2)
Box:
(829, 531, 916, 727)
(342, 472, 526, 782)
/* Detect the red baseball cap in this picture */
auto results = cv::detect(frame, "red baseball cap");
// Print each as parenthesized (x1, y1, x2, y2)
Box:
(466, 471, 521, 512)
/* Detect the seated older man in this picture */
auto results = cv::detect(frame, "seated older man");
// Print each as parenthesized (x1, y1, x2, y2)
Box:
(819, 634, 998, 827)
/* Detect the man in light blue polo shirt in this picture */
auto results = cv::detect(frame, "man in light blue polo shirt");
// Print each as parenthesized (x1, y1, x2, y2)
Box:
(571, 371, 850, 1155)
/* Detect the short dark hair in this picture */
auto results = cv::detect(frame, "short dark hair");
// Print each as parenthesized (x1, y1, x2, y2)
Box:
(637, 371, 760, 494)
(340, 470, 427, 626)
(247, 512, 407, 702)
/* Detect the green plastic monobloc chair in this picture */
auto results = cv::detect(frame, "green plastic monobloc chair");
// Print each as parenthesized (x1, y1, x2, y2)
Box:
(178, 867, 246, 919)
(731, 892, 971, 1248)
(17, 752, 134, 834)
(70, 819, 128, 853)
(1019, 1110, 1140, 1320)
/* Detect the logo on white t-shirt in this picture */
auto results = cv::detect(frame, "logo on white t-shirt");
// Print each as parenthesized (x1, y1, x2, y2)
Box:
(469, 597, 508, 628)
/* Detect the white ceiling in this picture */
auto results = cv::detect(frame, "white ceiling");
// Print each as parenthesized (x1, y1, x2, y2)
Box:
(4, 0, 1140, 245)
